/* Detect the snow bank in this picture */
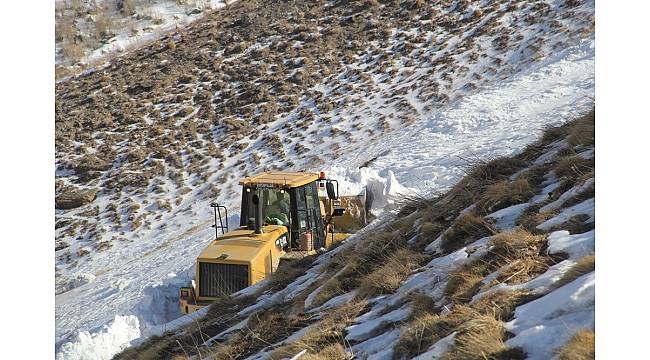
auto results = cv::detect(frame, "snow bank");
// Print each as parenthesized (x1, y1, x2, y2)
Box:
(506, 272, 595, 360)
(55, 272, 96, 295)
(537, 198, 595, 231)
(133, 276, 187, 328)
(56, 315, 141, 360)
(487, 203, 530, 230)
(324, 166, 412, 213)
(547, 230, 595, 260)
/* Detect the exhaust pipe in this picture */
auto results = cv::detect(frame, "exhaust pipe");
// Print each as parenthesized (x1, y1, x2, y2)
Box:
(252, 193, 263, 234)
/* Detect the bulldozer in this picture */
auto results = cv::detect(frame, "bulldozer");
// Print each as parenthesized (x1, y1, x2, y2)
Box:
(179, 171, 367, 314)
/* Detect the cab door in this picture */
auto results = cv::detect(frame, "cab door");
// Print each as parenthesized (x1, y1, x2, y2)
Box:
(290, 182, 324, 249)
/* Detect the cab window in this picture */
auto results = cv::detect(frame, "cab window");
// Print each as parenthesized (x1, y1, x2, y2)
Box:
(240, 187, 291, 226)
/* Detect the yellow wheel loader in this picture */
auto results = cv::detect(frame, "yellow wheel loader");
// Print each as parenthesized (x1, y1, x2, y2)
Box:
(179, 171, 367, 314)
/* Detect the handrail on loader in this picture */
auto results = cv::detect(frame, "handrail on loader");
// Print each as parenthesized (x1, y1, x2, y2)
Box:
(210, 202, 229, 238)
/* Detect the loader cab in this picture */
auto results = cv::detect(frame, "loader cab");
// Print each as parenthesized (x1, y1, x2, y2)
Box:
(239, 180, 327, 249)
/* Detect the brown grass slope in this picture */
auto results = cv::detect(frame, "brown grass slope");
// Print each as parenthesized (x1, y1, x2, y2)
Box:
(393, 112, 594, 359)
(55, 0, 595, 262)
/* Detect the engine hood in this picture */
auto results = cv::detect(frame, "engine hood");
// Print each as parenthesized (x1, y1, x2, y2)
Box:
(197, 225, 287, 263)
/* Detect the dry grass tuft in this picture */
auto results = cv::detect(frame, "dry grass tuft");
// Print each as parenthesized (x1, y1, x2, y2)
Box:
(62, 42, 85, 63)
(470, 290, 531, 321)
(394, 305, 477, 359)
(388, 211, 420, 234)
(413, 221, 446, 250)
(464, 157, 528, 185)
(358, 248, 426, 297)
(556, 329, 595, 360)
(445, 268, 487, 303)
(478, 177, 535, 213)
(497, 257, 551, 285)
(445, 229, 550, 303)
(544, 214, 594, 234)
(441, 212, 496, 253)
(439, 291, 531, 359)
(517, 206, 558, 233)
(555, 254, 595, 288)
(490, 229, 546, 260)
(554, 156, 593, 179)
(442, 315, 515, 360)
(408, 292, 439, 319)
(396, 156, 527, 244)
(210, 307, 310, 359)
(489, 229, 554, 286)
(310, 278, 343, 308)
(566, 110, 595, 148)
(119, 295, 257, 359)
(94, 13, 113, 38)
(331, 231, 410, 294)
(300, 343, 351, 360)
(56, 20, 75, 42)
(268, 300, 367, 360)
(356, 232, 404, 264)
(540, 110, 594, 148)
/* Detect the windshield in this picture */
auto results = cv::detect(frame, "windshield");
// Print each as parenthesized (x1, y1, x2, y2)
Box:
(242, 187, 291, 226)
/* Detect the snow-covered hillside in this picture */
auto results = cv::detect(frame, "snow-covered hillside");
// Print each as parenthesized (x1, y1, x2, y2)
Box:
(54, 0, 595, 358)
(56, 0, 231, 77)
(113, 109, 595, 360)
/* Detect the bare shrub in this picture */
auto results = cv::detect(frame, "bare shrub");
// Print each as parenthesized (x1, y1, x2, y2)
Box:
(94, 13, 113, 38)
(76, 248, 90, 257)
(56, 19, 75, 42)
(62, 42, 85, 63)
(122, 0, 138, 16)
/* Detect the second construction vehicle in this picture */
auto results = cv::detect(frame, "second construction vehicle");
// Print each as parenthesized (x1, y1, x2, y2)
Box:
(179, 171, 367, 314)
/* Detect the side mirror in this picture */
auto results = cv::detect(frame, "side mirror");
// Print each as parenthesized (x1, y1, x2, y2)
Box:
(332, 208, 345, 217)
(326, 181, 337, 200)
